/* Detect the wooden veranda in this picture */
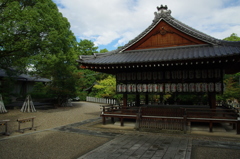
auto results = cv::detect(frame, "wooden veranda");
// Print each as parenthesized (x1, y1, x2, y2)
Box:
(100, 104, 240, 134)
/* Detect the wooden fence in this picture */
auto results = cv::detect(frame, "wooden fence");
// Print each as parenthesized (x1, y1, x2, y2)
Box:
(86, 96, 117, 105)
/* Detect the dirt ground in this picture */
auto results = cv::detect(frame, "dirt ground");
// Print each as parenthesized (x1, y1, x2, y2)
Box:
(0, 102, 101, 136)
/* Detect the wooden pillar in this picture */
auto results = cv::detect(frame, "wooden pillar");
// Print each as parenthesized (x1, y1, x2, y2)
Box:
(208, 93, 216, 109)
(145, 93, 149, 105)
(123, 93, 127, 109)
(160, 93, 164, 105)
(135, 94, 140, 106)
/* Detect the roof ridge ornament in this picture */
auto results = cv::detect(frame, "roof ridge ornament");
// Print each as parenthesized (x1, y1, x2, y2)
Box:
(154, 5, 172, 22)
(157, 5, 168, 11)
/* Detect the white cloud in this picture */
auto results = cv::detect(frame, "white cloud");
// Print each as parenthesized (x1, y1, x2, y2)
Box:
(53, 0, 240, 50)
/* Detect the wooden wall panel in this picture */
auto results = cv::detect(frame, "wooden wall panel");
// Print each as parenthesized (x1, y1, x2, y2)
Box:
(126, 21, 207, 51)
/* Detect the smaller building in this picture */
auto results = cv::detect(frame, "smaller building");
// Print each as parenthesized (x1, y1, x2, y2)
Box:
(0, 69, 51, 100)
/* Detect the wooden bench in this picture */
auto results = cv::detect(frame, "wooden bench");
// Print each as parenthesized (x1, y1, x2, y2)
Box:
(100, 105, 138, 126)
(184, 108, 240, 134)
(17, 117, 36, 133)
(0, 120, 10, 136)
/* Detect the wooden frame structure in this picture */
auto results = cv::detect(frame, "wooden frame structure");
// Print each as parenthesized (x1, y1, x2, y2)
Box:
(77, 5, 240, 132)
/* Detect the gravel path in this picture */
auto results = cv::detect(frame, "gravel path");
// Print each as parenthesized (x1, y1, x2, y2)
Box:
(0, 102, 112, 159)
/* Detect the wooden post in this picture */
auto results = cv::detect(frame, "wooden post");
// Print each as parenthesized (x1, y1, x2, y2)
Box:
(237, 118, 240, 134)
(209, 121, 213, 132)
(160, 93, 164, 105)
(145, 93, 149, 105)
(208, 93, 216, 109)
(135, 94, 140, 106)
(121, 117, 124, 126)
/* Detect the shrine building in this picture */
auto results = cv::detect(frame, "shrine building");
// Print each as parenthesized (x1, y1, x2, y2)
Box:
(77, 5, 240, 133)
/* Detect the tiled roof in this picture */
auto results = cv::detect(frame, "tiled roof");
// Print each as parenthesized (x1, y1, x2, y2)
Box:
(79, 44, 240, 65)
(78, 6, 240, 65)
(0, 69, 51, 82)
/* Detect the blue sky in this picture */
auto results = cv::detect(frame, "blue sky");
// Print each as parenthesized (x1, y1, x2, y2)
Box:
(53, 0, 240, 51)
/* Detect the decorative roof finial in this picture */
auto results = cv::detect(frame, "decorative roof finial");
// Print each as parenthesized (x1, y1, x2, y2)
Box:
(153, 5, 171, 22)
(157, 5, 168, 12)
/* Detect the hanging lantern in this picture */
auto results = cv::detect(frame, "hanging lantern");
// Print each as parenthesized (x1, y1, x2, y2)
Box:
(171, 83, 176, 92)
(183, 83, 189, 92)
(195, 70, 201, 78)
(215, 82, 222, 92)
(127, 84, 132, 92)
(189, 70, 194, 79)
(137, 72, 141, 80)
(159, 84, 164, 92)
(137, 84, 142, 92)
(165, 71, 171, 79)
(148, 84, 153, 92)
(196, 83, 201, 92)
(202, 83, 208, 92)
(153, 84, 158, 92)
(202, 70, 207, 78)
(122, 84, 127, 92)
(158, 72, 163, 80)
(183, 70, 188, 79)
(142, 84, 147, 92)
(177, 83, 183, 92)
(132, 84, 137, 92)
(208, 70, 213, 78)
(177, 70, 182, 79)
(165, 83, 170, 92)
(208, 83, 214, 92)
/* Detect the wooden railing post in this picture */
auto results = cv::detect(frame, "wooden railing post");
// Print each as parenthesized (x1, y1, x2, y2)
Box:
(237, 117, 240, 134)
(183, 109, 187, 134)
(135, 107, 142, 130)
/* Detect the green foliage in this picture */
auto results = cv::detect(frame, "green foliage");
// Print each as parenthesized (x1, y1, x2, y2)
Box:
(217, 33, 240, 103)
(223, 33, 240, 41)
(217, 75, 240, 102)
(175, 93, 207, 105)
(99, 48, 108, 53)
(92, 75, 117, 98)
(0, 77, 16, 104)
(1, 0, 75, 73)
(30, 82, 51, 99)
(1, 0, 84, 106)
(76, 39, 98, 56)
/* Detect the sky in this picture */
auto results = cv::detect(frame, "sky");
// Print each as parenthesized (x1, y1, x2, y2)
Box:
(53, 0, 240, 51)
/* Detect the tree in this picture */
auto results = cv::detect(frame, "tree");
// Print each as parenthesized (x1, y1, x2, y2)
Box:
(92, 75, 119, 99)
(0, 0, 73, 72)
(99, 48, 108, 53)
(216, 33, 240, 104)
(1, 0, 82, 106)
(76, 39, 98, 56)
(223, 33, 240, 41)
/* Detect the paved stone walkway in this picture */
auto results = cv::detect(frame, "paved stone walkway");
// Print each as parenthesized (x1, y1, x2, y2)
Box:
(77, 134, 240, 159)
(78, 134, 191, 159)
(53, 118, 240, 159)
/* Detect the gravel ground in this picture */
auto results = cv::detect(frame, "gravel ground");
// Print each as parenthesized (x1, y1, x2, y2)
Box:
(0, 102, 101, 135)
(0, 102, 111, 159)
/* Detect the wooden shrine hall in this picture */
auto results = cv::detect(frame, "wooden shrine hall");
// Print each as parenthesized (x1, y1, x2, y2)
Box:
(77, 5, 240, 133)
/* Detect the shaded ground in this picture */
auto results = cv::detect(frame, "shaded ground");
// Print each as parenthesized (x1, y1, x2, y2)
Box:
(1, 102, 240, 159)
